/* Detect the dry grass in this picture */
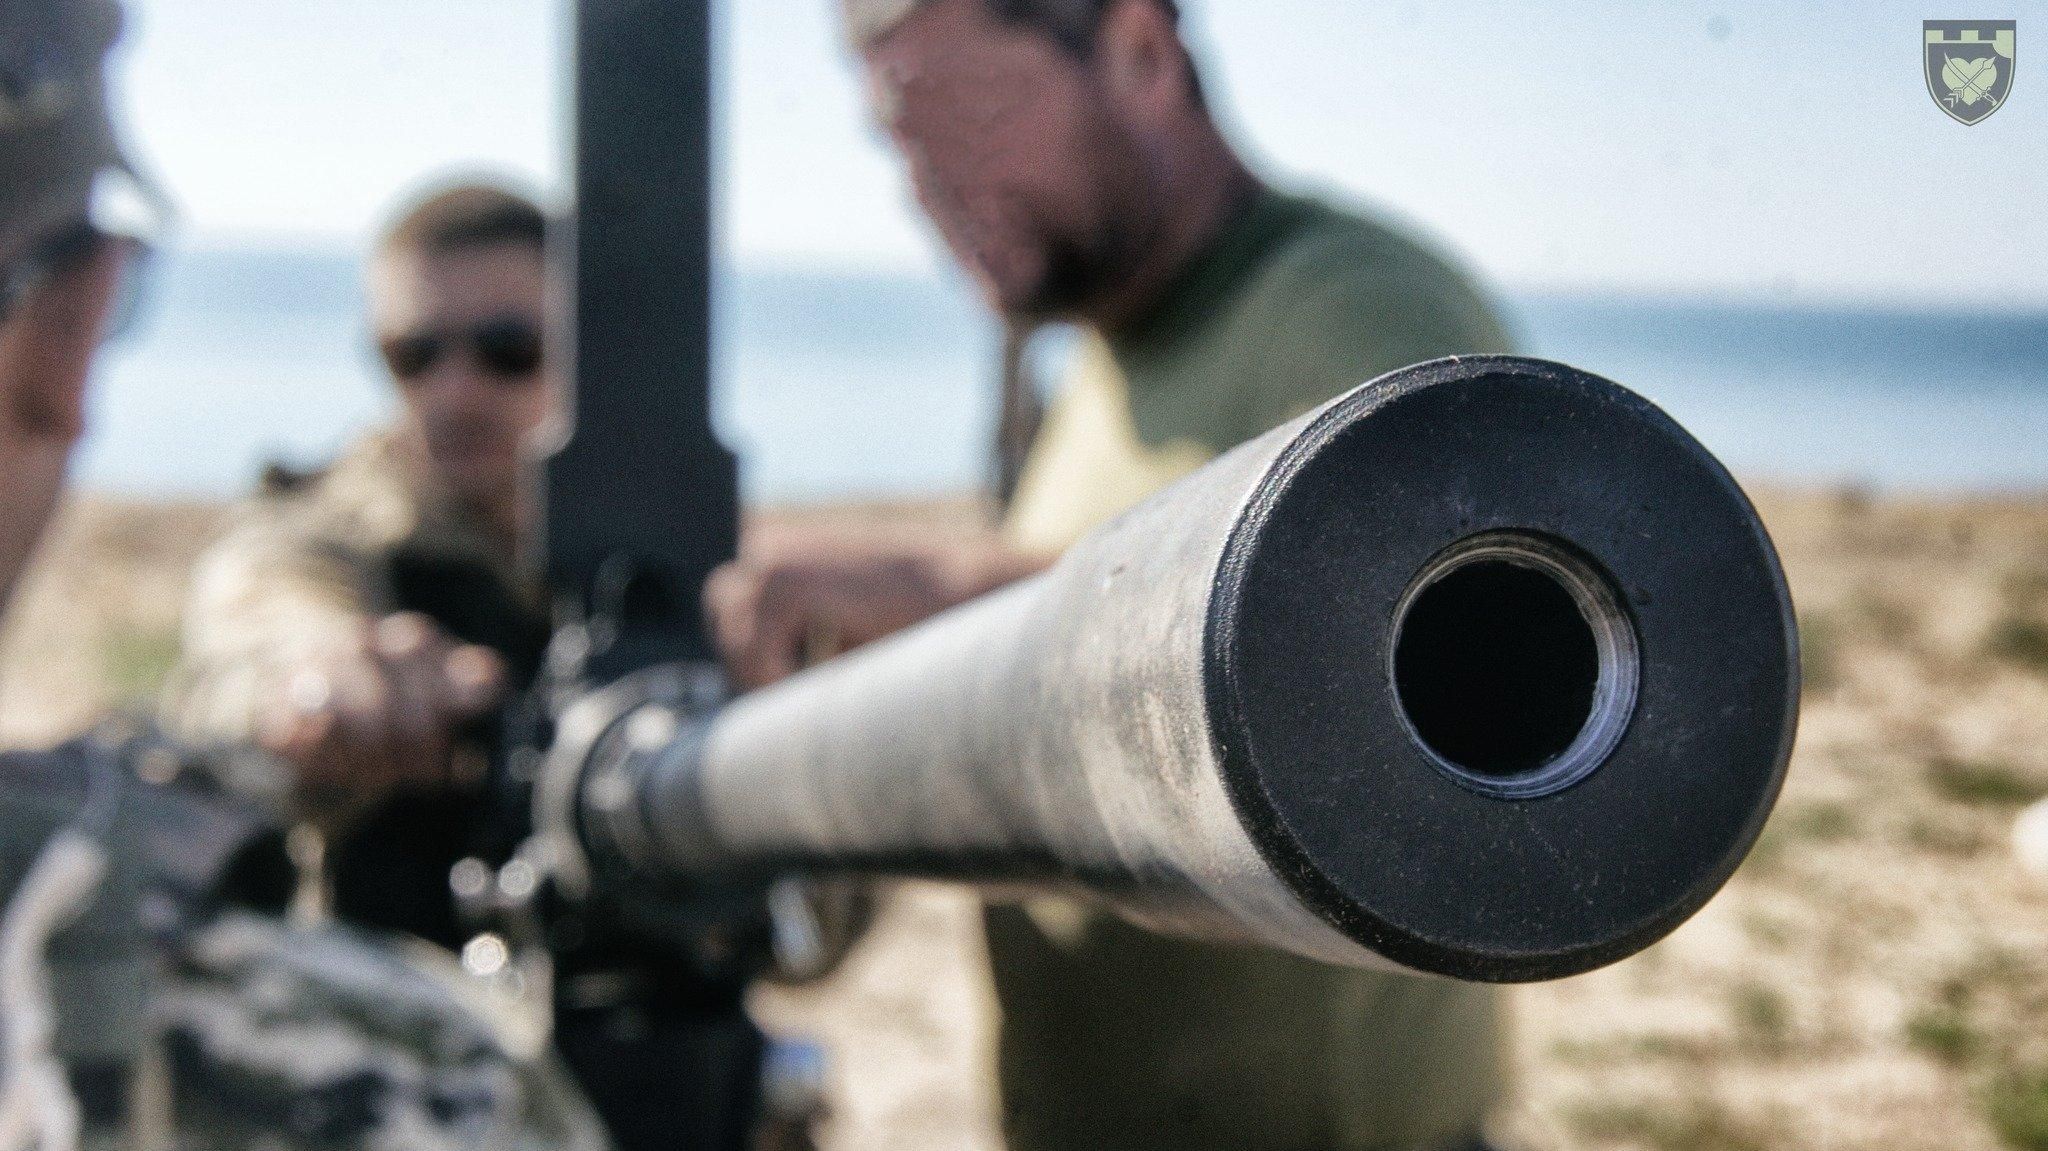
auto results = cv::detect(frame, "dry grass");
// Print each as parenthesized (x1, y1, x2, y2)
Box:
(1507, 487, 2048, 1151)
(0, 495, 227, 744)
(9, 484, 2048, 1150)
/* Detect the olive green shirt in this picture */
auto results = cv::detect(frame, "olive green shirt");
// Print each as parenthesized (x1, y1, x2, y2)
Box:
(993, 188, 1514, 1151)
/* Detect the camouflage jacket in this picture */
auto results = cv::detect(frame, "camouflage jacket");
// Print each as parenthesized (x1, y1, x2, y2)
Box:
(162, 428, 544, 813)
(158, 911, 606, 1151)
(160, 428, 549, 950)
(0, 726, 610, 1151)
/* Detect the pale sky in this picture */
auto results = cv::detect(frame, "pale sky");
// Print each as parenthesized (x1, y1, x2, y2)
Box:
(116, 0, 2047, 307)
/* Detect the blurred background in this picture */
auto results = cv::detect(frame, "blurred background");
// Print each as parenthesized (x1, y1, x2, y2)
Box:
(82, 0, 2048, 500)
(7, 2, 2048, 1150)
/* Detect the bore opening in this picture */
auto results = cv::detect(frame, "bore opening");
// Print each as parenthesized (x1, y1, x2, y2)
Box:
(1391, 533, 1638, 798)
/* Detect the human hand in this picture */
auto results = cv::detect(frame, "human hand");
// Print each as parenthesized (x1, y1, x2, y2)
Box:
(705, 537, 1046, 690)
(259, 612, 506, 827)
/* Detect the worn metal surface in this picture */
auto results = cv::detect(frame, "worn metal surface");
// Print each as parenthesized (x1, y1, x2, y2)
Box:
(576, 357, 1799, 983)
(520, 5, 763, 1150)
(541, 0, 737, 679)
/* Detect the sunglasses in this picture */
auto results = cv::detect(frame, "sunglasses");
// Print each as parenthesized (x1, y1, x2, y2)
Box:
(0, 221, 152, 338)
(378, 316, 544, 386)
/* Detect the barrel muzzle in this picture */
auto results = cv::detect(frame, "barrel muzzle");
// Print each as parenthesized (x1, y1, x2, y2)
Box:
(564, 356, 1799, 983)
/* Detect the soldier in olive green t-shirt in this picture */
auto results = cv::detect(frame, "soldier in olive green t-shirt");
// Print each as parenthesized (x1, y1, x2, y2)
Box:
(708, 1, 1517, 1148)
(1007, 188, 1511, 555)
(992, 186, 1513, 1151)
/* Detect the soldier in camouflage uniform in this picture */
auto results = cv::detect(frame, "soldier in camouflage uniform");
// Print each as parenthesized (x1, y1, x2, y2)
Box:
(166, 185, 553, 943)
(162, 186, 790, 1151)
(164, 185, 552, 940)
(0, 5, 609, 1147)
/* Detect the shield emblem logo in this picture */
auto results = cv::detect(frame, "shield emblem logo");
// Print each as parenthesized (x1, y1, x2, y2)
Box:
(1925, 20, 2016, 125)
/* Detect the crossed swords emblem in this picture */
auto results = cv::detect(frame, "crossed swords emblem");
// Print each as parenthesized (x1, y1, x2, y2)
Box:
(1942, 52, 2002, 109)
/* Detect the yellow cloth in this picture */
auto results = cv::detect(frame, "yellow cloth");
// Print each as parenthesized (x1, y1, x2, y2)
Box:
(1004, 334, 1213, 556)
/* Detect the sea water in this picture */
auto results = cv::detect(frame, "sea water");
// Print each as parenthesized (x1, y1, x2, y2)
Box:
(80, 247, 2048, 503)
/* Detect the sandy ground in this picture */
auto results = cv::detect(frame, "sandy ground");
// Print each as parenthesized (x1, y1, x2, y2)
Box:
(6, 484, 2048, 1151)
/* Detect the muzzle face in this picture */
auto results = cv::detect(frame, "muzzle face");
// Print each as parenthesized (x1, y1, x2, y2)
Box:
(1207, 356, 1798, 982)
(576, 355, 1796, 984)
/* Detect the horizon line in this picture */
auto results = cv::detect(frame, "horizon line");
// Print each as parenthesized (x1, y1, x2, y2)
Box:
(172, 231, 2048, 320)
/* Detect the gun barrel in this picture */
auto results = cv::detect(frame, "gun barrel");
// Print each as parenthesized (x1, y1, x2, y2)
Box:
(573, 356, 1798, 983)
